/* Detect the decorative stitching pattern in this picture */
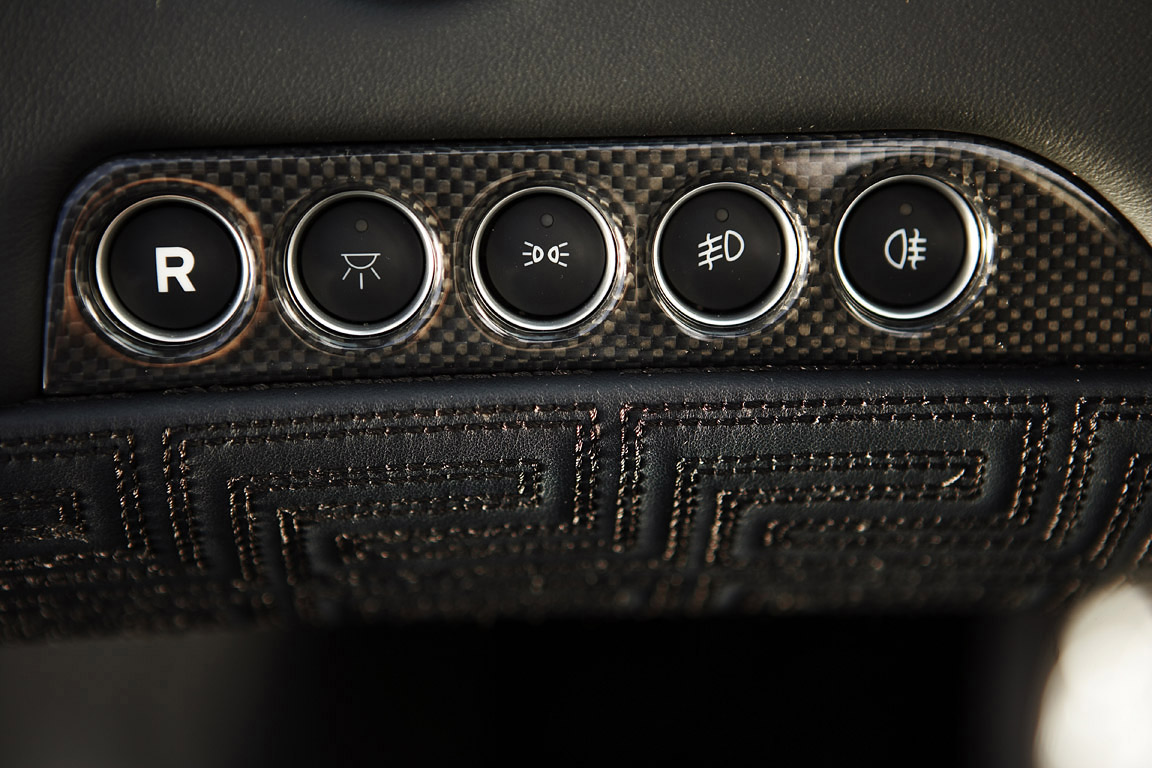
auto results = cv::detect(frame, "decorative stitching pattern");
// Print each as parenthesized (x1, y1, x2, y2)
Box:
(0, 431, 255, 640)
(230, 460, 543, 582)
(616, 396, 1049, 554)
(158, 404, 601, 620)
(1085, 454, 1152, 569)
(286, 495, 534, 576)
(1054, 398, 1152, 571)
(606, 396, 1057, 613)
(164, 404, 601, 572)
(663, 451, 986, 566)
(11, 391, 1152, 634)
(0, 490, 86, 544)
(1048, 398, 1152, 548)
(0, 432, 148, 565)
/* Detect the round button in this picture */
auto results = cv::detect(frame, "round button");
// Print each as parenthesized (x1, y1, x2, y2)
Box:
(471, 187, 617, 333)
(652, 182, 800, 329)
(287, 191, 438, 337)
(834, 175, 982, 321)
(95, 196, 250, 343)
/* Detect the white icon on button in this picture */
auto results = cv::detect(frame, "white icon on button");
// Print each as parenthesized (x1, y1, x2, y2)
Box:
(341, 252, 382, 289)
(696, 229, 745, 270)
(522, 241, 569, 268)
(884, 227, 928, 270)
(155, 246, 197, 293)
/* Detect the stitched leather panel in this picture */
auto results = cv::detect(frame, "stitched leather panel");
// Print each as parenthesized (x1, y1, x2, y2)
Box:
(3, 369, 1151, 638)
(0, 430, 261, 636)
(617, 396, 1053, 611)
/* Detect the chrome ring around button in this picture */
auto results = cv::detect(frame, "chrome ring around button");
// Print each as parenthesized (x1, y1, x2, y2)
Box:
(93, 195, 255, 345)
(833, 174, 987, 325)
(651, 181, 805, 334)
(285, 190, 441, 339)
(469, 186, 622, 337)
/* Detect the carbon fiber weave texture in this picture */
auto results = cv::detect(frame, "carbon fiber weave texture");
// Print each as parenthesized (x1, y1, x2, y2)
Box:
(43, 134, 1152, 393)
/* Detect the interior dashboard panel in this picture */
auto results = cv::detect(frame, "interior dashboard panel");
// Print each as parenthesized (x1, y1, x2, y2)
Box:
(4, 3, 1152, 765)
(3, 0, 1152, 406)
(42, 134, 1152, 394)
(0, 0, 1150, 634)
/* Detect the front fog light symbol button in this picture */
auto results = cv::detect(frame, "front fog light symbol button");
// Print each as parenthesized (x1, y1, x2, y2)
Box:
(653, 182, 798, 329)
(287, 192, 437, 337)
(472, 187, 615, 332)
(95, 196, 247, 343)
(835, 175, 981, 321)
(697, 229, 745, 270)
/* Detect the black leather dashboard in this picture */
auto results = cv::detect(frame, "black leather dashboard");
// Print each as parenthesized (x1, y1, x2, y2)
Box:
(2, 3, 1143, 764)
(3, 0, 1152, 405)
(3, 368, 1152, 639)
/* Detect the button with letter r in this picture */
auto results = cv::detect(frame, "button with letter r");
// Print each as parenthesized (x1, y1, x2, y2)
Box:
(95, 195, 251, 344)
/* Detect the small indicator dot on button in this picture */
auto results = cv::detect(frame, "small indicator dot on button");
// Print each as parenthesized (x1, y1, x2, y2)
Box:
(472, 187, 617, 334)
(653, 182, 800, 331)
(287, 191, 438, 338)
(834, 175, 982, 322)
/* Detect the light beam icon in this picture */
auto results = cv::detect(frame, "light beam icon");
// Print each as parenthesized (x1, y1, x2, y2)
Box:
(522, 241, 569, 268)
(341, 252, 382, 289)
(883, 228, 928, 270)
(697, 229, 745, 270)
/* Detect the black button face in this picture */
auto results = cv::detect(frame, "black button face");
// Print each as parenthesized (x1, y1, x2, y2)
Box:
(836, 177, 976, 318)
(290, 194, 432, 334)
(654, 184, 791, 324)
(99, 198, 246, 340)
(475, 189, 610, 328)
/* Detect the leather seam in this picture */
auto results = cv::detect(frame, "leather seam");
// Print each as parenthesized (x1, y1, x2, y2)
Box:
(230, 460, 543, 582)
(615, 396, 1049, 553)
(163, 405, 600, 573)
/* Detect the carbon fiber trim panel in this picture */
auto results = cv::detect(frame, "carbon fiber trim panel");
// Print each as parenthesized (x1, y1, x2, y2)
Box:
(43, 134, 1152, 394)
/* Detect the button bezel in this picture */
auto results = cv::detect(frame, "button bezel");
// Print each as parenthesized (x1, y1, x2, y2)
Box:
(284, 190, 442, 342)
(650, 181, 806, 336)
(468, 185, 624, 338)
(833, 174, 990, 328)
(91, 194, 255, 347)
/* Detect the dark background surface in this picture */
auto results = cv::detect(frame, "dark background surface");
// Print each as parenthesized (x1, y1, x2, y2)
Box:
(0, 2, 1142, 763)
(0, 614, 1059, 767)
(3, 0, 1152, 404)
